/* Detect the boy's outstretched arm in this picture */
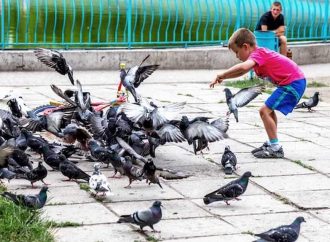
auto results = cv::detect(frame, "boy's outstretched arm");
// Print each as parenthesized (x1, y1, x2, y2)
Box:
(209, 60, 255, 88)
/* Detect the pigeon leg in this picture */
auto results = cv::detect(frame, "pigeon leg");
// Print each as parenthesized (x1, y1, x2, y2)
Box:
(31, 182, 37, 189)
(62, 178, 72, 182)
(235, 197, 241, 201)
(41, 179, 50, 185)
(124, 179, 133, 188)
(225, 201, 231, 205)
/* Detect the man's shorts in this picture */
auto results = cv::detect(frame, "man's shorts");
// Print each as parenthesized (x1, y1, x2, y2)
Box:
(265, 79, 307, 115)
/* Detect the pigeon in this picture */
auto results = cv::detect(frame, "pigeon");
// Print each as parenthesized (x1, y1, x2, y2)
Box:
(179, 116, 227, 154)
(122, 156, 144, 188)
(221, 146, 237, 175)
(34, 48, 75, 85)
(224, 85, 265, 122)
(16, 161, 48, 188)
(1, 186, 49, 209)
(120, 55, 159, 103)
(0, 167, 16, 182)
(254, 216, 306, 242)
(117, 200, 163, 232)
(203, 171, 253, 205)
(59, 155, 90, 182)
(89, 163, 112, 196)
(295, 92, 319, 112)
(142, 160, 162, 189)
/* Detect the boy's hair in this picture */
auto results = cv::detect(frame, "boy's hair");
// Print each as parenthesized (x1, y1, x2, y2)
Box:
(228, 28, 256, 49)
(272, 1, 282, 10)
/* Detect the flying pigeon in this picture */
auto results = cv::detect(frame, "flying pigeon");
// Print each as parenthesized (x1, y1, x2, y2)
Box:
(224, 85, 265, 122)
(120, 55, 159, 103)
(254, 216, 306, 242)
(203, 171, 253, 205)
(117, 200, 163, 232)
(221, 146, 237, 175)
(1, 186, 49, 209)
(34, 48, 75, 85)
(295, 92, 319, 112)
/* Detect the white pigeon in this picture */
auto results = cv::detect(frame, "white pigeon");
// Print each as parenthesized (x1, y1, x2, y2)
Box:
(89, 163, 112, 196)
(0, 90, 31, 117)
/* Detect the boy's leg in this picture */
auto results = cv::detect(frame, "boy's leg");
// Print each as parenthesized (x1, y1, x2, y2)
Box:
(253, 105, 284, 158)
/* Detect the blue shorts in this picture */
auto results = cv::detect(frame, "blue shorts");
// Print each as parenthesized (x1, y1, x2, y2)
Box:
(265, 79, 306, 115)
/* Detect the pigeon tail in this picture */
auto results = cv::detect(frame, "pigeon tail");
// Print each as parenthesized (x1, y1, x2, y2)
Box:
(233, 109, 238, 122)
(117, 215, 134, 223)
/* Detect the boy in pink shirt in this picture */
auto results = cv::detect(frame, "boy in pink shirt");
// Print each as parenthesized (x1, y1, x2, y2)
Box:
(210, 28, 306, 158)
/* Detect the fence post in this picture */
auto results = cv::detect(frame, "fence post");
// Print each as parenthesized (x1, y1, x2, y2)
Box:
(1, 0, 4, 49)
(235, 0, 241, 30)
(127, 0, 132, 48)
(323, 0, 329, 41)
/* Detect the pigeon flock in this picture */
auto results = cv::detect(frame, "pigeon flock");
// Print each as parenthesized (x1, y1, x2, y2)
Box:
(0, 48, 313, 239)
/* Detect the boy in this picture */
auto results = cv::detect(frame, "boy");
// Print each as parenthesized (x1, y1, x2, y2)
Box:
(210, 28, 306, 158)
(255, 1, 287, 56)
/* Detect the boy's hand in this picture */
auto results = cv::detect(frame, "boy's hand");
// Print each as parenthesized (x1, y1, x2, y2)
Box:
(209, 75, 224, 88)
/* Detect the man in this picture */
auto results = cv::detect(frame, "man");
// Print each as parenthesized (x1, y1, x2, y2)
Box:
(255, 1, 287, 56)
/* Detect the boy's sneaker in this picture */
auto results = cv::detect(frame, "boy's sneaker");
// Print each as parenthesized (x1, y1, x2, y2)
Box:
(253, 146, 284, 158)
(251, 142, 270, 154)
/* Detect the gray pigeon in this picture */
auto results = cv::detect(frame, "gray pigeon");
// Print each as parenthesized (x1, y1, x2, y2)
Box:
(120, 55, 159, 103)
(224, 85, 265, 122)
(0, 167, 16, 182)
(221, 146, 237, 175)
(254, 216, 306, 242)
(34, 48, 75, 85)
(117, 200, 163, 232)
(203, 171, 252, 205)
(1, 186, 48, 209)
(295, 92, 319, 112)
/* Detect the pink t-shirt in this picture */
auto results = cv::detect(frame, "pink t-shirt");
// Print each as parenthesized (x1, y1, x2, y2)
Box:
(249, 47, 305, 86)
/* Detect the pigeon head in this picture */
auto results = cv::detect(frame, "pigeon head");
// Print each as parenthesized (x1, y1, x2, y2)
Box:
(223, 88, 233, 101)
(40, 186, 49, 193)
(224, 145, 230, 152)
(315, 92, 319, 96)
(180, 116, 190, 129)
(93, 163, 101, 171)
(242, 171, 253, 178)
(152, 201, 162, 207)
(295, 216, 306, 224)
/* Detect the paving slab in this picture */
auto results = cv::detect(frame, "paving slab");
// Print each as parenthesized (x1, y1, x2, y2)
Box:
(167, 177, 266, 199)
(43, 202, 118, 225)
(254, 174, 330, 192)
(55, 224, 145, 242)
(280, 190, 330, 209)
(192, 194, 297, 216)
(143, 217, 238, 240)
(162, 234, 255, 242)
(107, 199, 212, 220)
(236, 160, 315, 176)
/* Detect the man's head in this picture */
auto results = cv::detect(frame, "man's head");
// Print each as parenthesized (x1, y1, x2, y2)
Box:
(271, 1, 282, 19)
(228, 28, 256, 61)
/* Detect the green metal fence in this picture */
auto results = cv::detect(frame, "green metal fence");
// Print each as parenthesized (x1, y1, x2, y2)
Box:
(0, 0, 329, 49)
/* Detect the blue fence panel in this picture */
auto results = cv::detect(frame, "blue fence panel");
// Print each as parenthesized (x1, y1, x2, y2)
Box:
(0, 0, 329, 49)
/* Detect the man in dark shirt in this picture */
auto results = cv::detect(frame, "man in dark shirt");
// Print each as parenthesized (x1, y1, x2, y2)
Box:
(255, 1, 287, 56)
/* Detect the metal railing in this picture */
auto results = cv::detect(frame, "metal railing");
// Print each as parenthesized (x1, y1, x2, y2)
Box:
(0, 0, 329, 49)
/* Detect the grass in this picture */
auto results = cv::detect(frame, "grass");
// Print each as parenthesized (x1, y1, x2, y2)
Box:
(0, 196, 54, 242)
(307, 81, 327, 87)
(292, 160, 315, 171)
(177, 93, 194, 97)
(224, 77, 265, 89)
(146, 236, 159, 242)
(242, 230, 254, 235)
(79, 183, 90, 192)
(45, 221, 82, 228)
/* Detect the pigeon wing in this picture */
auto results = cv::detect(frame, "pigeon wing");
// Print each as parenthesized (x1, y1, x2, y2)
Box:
(118, 103, 147, 124)
(185, 121, 226, 142)
(50, 84, 77, 107)
(34, 48, 68, 75)
(152, 102, 186, 128)
(154, 123, 185, 143)
(134, 65, 160, 88)
(211, 117, 229, 133)
(233, 85, 264, 107)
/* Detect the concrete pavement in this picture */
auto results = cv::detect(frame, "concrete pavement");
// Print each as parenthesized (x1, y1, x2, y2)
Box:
(1, 65, 330, 242)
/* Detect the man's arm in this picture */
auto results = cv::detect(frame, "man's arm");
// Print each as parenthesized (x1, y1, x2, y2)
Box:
(275, 26, 285, 36)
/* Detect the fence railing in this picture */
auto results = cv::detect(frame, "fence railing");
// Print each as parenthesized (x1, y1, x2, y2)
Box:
(0, 0, 329, 49)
